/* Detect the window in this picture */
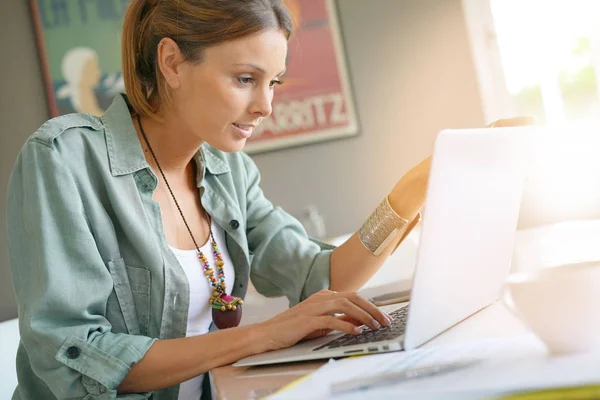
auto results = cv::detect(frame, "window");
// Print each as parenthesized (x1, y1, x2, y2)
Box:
(489, 0, 600, 125)
(463, 0, 600, 227)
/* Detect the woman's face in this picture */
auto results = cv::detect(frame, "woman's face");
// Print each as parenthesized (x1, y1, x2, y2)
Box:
(167, 29, 288, 152)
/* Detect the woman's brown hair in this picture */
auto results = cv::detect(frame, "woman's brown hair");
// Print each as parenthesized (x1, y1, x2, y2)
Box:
(121, 0, 293, 118)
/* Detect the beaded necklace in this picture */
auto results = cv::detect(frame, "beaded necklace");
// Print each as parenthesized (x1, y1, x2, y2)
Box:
(137, 114, 243, 329)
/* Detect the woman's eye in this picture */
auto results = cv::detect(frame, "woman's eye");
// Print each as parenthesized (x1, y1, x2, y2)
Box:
(237, 77, 254, 85)
(269, 80, 283, 89)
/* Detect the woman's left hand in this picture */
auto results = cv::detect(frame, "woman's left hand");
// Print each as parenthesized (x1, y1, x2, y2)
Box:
(387, 116, 535, 220)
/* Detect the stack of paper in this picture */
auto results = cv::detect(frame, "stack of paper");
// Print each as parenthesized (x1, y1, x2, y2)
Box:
(267, 334, 600, 399)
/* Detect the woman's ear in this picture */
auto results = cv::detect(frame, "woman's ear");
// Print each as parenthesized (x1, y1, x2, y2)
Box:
(157, 37, 184, 90)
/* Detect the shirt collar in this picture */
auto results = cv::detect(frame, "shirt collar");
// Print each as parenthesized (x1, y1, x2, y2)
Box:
(102, 94, 148, 177)
(102, 94, 230, 179)
(199, 144, 231, 176)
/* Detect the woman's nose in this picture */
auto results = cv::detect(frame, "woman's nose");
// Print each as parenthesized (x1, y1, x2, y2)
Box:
(250, 88, 273, 117)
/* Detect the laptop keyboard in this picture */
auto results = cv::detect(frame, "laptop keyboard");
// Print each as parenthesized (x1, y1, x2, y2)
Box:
(313, 305, 409, 351)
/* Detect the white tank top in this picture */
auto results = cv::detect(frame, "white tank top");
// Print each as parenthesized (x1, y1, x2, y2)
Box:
(170, 221, 235, 400)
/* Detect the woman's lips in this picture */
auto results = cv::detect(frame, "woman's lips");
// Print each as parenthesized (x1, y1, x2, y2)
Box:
(232, 123, 254, 138)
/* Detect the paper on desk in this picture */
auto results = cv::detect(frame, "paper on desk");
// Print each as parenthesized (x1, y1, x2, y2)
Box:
(267, 334, 600, 400)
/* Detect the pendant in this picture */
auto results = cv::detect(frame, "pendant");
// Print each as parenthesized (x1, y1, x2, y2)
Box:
(211, 294, 243, 329)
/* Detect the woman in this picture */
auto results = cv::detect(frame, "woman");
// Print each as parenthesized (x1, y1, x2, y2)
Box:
(7, 1, 527, 399)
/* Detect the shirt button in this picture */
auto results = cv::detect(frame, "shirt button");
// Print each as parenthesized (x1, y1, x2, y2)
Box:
(229, 220, 240, 230)
(66, 346, 81, 359)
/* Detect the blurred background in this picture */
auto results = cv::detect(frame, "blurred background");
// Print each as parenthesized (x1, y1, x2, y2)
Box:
(1, 0, 600, 322)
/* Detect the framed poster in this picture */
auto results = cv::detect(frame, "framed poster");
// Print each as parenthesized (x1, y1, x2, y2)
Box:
(30, 0, 359, 153)
(30, 0, 129, 118)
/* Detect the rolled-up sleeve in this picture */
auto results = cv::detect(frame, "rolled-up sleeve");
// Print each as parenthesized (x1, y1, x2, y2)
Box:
(240, 153, 335, 307)
(7, 141, 156, 399)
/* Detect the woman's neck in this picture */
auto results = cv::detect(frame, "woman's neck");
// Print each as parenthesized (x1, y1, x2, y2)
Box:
(134, 112, 203, 181)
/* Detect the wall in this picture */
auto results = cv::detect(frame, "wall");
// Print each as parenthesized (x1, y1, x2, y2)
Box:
(0, 0, 50, 322)
(0, 0, 485, 321)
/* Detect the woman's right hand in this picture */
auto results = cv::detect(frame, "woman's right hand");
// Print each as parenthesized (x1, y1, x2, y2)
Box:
(254, 289, 392, 352)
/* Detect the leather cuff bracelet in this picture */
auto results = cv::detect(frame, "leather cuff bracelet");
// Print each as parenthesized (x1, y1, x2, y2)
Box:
(358, 196, 410, 256)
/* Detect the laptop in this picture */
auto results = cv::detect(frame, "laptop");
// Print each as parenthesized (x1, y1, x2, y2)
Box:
(234, 127, 534, 367)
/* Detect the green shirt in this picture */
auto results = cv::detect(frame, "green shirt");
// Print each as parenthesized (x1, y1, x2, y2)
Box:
(7, 95, 334, 399)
